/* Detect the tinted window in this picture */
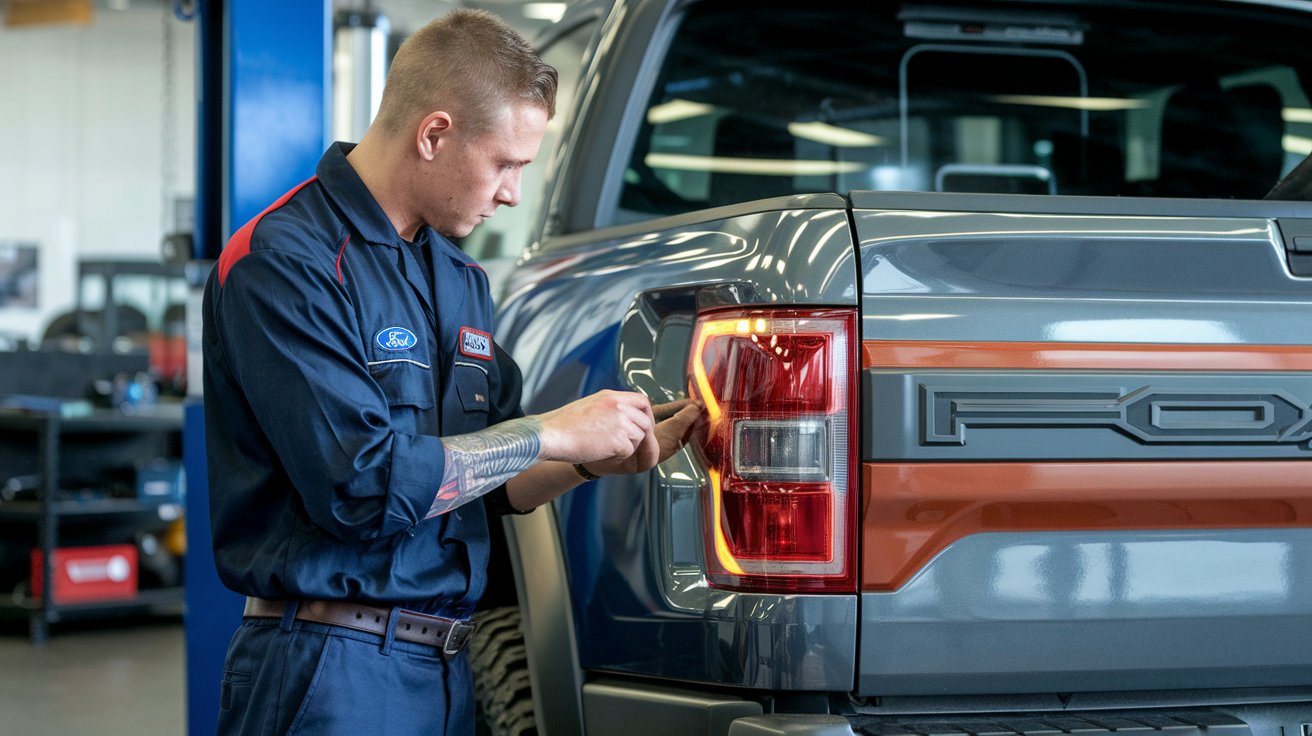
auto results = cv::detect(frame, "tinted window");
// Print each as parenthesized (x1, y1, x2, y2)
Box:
(617, 1, 1312, 221)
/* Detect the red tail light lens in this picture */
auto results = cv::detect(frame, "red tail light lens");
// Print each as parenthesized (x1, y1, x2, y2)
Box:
(688, 308, 857, 593)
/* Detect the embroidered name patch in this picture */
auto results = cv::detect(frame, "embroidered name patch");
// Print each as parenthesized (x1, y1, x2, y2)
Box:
(459, 327, 493, 360)
(375, 326, 418, 352)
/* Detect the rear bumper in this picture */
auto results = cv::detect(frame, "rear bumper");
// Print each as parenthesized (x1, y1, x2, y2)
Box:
(727, 715, 855, 735)
(578, 676, 1311, 736)
(722, 707, 1263, 736)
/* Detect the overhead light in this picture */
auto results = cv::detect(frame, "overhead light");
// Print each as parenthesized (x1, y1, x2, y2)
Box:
(647, 99, 716, 125)
(787, 121, 885, 147)
(992, 94, 1148, 111)
(646, 153, 865, 176)
(106, 0, 130, 10)
(1283, 134, 1312, 156)
(1283, 107, 1312, 124)
(522, 2, 565, 22)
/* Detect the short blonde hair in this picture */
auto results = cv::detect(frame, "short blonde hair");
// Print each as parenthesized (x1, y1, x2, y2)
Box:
(374, 8, 558, 138)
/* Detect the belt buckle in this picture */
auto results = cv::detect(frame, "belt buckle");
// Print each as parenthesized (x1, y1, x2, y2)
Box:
(443, 620, 476, 655)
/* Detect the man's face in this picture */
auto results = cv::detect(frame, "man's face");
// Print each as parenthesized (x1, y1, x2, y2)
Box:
(425, 102, 549, 238)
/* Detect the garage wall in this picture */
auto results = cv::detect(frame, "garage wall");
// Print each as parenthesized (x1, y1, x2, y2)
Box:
(0, 6, 196, 345)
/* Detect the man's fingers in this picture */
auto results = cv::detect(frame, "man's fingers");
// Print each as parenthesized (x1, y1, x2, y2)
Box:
(624, 402, 654, 441)
(636, 427, 660, 469)
(579, 398, 701, 475)
(651, 398, 696, 422)
(658, 402, 702, 434)
(654, 402, 704, 462)
(541, 391, 696, 467)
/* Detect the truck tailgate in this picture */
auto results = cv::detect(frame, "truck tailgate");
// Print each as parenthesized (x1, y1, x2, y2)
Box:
(852, 191, 1312, 697)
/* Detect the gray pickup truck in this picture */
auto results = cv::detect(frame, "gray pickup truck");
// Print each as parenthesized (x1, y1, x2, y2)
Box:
(464, 1, 1312, 734)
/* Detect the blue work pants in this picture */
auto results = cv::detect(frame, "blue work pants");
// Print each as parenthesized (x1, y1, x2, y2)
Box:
(216, 613, 474, 735)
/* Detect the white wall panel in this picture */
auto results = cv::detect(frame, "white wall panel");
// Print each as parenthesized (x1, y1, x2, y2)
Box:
(0, 6, 195, 344)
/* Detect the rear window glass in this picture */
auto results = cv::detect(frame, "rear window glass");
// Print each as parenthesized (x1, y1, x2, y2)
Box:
(618, 0, 1312, 219)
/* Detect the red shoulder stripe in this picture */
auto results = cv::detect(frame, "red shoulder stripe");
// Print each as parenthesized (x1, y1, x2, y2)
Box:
(335, 235, 351, 284)
(217, 176, 317, 286)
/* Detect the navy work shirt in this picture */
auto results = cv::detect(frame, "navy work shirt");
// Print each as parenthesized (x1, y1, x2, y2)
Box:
(202, 142, 525, 617)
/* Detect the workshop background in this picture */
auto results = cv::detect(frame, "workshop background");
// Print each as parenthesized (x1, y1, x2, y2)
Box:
(0, 1, 566, 734)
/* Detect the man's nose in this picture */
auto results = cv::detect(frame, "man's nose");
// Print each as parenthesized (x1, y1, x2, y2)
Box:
(497, 172, 522, 208)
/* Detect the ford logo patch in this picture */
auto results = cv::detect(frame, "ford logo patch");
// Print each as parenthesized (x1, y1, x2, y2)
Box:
(375, 326, 418, 352)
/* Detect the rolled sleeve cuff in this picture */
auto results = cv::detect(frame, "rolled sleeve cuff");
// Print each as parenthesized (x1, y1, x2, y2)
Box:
(382, 433, 446, 534)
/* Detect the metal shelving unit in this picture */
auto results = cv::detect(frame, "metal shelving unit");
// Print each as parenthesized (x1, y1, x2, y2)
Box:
(0, 404, 185, 644)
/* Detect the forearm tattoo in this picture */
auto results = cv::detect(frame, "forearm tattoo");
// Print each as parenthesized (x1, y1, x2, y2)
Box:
(426, 417, 545, 518)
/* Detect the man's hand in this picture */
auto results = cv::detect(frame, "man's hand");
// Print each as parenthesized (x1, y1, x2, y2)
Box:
(582, 398, 701, 477)
(504, 395, 705, 512)
(537, 390, 661, 467)
(536, 392, 703, 477)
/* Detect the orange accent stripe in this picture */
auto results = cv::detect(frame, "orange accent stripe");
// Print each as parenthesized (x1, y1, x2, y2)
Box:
(861, 461, 1312, 592)
(862, 340, 1312, 371)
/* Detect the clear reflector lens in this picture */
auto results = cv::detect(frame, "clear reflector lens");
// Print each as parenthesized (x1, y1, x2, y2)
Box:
(733, 419, 829, 481)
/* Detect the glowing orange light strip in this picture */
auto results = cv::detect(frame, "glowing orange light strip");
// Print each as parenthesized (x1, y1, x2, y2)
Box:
(691, 318, 756, 576)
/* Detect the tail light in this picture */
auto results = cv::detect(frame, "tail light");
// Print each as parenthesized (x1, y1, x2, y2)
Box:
(687, 307, 858, 593)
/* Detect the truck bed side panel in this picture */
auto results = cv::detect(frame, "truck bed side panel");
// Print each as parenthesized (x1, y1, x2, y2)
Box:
(498, 199, 860, 690)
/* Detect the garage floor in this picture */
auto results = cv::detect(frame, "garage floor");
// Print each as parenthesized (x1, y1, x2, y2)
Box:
(0, 616, 184, 735)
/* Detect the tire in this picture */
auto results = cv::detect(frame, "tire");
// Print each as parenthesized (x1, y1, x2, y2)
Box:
(470, 606, 537, 736)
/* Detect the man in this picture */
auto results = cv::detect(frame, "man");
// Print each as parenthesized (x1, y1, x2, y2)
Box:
(202, 9, 699, 735)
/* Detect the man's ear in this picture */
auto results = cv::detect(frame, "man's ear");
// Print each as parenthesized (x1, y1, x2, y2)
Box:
(416, 111, 454, 161)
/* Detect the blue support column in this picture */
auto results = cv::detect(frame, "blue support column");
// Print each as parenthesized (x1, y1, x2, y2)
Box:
(225, 0, 333, 234)
(186, 2, 329, 734)
(183, 399, 231, 736)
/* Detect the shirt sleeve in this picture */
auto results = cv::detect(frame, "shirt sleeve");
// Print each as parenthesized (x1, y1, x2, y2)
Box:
(481, 340, 532, 518)
(212, 247, 442, 540)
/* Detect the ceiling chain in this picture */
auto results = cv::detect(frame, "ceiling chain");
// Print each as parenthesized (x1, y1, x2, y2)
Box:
(160, 0, 178, 237)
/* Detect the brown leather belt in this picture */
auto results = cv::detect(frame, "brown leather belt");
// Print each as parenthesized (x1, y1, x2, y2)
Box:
(243, 597, 476, 655)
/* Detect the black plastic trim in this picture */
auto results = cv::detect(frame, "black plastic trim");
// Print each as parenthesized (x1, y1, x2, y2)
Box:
(850, 190, 1312, 219)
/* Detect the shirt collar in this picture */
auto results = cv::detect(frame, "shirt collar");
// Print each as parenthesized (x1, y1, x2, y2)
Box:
(316, 141, 404, 246)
